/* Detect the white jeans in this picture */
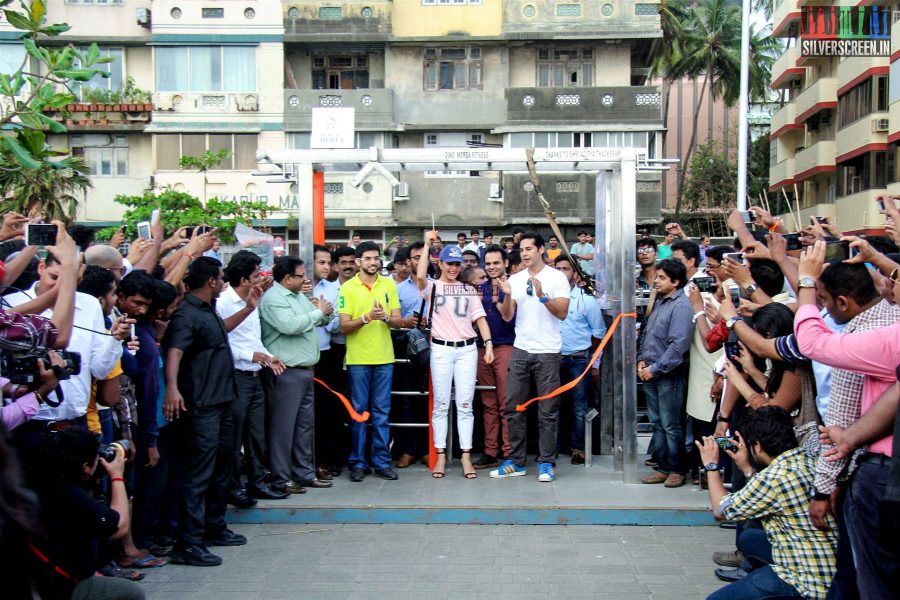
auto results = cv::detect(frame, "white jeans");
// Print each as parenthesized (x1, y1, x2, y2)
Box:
(430, 342, 477, 450)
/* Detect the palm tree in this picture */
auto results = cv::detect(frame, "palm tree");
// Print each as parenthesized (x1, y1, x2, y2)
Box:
(670, 0, 778, 220)
(0, 129, 92, 222)
(650, 0, 699, 194)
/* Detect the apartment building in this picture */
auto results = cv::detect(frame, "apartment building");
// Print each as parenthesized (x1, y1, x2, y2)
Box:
(768, 0, 892, 234)
(1, 0, 664, 249)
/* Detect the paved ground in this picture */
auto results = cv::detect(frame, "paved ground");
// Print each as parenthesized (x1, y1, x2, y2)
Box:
(139, 523, 733, 600)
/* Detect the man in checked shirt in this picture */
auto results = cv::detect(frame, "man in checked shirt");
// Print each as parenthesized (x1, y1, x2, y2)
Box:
(805, 257, 900, 598)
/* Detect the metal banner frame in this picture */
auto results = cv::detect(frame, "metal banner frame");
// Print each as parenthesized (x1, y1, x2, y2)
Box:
(255, 146, 662, 483)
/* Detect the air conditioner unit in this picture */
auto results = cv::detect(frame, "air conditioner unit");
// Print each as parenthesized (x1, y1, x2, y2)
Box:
(872, 118, 890, 132)
(135, 7, 151, 27)
(235, 93, 260, 112)
(153, 94, 176, 111)
(393, 182, 409, 199)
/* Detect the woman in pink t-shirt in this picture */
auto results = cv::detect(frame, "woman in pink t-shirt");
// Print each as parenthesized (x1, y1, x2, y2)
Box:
(417, 233, 494, 479)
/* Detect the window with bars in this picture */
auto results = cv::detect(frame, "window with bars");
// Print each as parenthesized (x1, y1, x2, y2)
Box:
(508, 131, 650, 152)
(154, 134, 258, 170)
(312, 55, 369, 90)
(536, 47, 594, 88)
(424, 47, 483, 91)
(71, 134, 128, 176)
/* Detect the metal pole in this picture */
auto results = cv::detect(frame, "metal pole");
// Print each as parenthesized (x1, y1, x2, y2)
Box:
(735, 0, 752, 212)
(294, 162, 315, 273)
(619, 156, 638, 483)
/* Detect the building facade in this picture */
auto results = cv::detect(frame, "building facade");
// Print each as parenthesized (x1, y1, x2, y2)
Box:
(1, 0, 664, 250)
(768, 0, 892, 234)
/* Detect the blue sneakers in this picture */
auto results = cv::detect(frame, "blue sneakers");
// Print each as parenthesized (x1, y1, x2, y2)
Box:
(538, 463, 556, 482)
(489, 459, 526, 478)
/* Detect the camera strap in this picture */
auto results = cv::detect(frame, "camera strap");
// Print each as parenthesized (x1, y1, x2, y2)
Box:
(29, 540, 78, 583)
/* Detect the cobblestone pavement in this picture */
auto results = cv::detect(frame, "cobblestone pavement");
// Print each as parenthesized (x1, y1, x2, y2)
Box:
(140, 523, 733, 599)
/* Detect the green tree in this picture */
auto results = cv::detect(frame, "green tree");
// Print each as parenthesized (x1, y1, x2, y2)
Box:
(0, 0, 113, 166)
(665, 0, 779, 220)
(0, 129, 92, 222)
(681, 138, 737, 212)
(747, 134, 770, 204)
(179, 149, 232, 203)
(101, 188, 270, 243)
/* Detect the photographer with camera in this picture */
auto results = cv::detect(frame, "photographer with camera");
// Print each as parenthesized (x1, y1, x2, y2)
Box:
(697, 406, 836, 600)
(6, 241, 129, 455)
(30, 427, 144, 600)
(1, 352, 65, 430)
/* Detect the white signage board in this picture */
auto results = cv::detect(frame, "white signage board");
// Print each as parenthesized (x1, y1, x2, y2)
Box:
(310, 107, 355, 149)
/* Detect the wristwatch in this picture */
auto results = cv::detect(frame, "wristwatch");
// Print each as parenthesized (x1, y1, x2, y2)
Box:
(705, 462, 720, 472)
(743, 283, 758, 296)
(360, 313, 370, 325)
(382, 314, 391, 323)
(813, 489, 830, 501)
(725, 316, 741, 330)
(798, 277, 817, 289)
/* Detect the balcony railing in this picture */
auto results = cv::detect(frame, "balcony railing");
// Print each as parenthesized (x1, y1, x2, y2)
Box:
(284, 89, 395, 130)
(506, 86, 662, 124)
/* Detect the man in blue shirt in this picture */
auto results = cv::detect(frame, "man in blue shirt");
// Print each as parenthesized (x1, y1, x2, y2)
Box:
(554, 255, 605, 465)
(637, 258, 695, 487)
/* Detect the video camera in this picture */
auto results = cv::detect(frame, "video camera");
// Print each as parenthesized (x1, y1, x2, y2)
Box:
(0, 349, 81, 386)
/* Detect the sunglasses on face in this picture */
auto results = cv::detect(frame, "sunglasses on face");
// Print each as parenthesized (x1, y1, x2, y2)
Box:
(637, 247, 656, 255)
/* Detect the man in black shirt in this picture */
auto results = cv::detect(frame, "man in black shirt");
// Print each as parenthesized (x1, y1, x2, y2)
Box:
(163, 257, 243, 567)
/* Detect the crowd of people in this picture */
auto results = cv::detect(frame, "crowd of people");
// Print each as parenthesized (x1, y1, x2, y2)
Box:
(0, 197, 897, 600)
(636, 203, 900, 600)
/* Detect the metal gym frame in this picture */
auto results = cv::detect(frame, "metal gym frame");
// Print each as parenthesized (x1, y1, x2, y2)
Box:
(255, 146, 671, 483)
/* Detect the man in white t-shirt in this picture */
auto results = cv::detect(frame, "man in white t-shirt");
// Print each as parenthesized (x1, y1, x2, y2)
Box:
(491, 232, 570, 482)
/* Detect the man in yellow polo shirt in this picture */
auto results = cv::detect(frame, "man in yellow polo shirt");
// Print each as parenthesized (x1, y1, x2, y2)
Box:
(338, 241, 402, 483)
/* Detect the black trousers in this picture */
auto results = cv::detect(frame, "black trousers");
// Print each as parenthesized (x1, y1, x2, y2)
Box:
(177, 402, 234, 546)
(231, 371, 267, 491)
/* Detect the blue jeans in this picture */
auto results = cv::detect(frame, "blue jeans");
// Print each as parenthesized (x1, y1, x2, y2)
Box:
(707, 565, 802, 600)
(643, 370, 686, 474)
(347, 364, 393, 471)
(737, 527, 773, 570)
(559, 354, 590, 452)
(98, 408, 114, 444)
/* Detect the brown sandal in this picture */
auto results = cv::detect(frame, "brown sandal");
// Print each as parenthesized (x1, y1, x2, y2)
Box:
(461, 450, 477, 479)
(432, 450, 446, 478)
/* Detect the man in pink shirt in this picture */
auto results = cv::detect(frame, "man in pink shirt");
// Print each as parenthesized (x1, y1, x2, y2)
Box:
(795, 241, 900, 600)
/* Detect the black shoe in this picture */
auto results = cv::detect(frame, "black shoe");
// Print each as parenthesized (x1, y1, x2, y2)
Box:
(247, 484, 290, 500)
(227, 490, 258, 508)
(473, 454, 498, 469)
(714, 567, 748, 583)
(718, 520, 737, 530)
(349, 469, 365, 483)
(363, 467, 373, 475)
(203, 528, 247, 547)
(271, 481, 307, 494)
(168, 544, 222, 567)
(297, 478, 333, 489)
(375, 467, 398, 480)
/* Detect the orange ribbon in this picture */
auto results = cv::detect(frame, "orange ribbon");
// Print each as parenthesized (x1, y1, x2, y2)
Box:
(515, 312, 637, 412)
(314, 378, 370, 422)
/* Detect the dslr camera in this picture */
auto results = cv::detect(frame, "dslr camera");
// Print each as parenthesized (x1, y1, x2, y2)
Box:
(0, 349, 81, 386)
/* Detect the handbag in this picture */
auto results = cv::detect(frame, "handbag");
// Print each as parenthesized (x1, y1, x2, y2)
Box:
(405, 284, 436, 370)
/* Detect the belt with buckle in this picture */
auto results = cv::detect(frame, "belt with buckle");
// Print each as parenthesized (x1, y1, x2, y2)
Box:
(235, 369, 260, 378)
(562, 349, 589, 358)
(432, 338, 476, 348)
(22, 418, 83, 433)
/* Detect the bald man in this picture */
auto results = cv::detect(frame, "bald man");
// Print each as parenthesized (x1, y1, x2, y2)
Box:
(85, 245, 127, 281)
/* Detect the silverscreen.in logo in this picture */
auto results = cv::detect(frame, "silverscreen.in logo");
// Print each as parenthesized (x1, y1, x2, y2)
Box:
(799, 6, 890, 57)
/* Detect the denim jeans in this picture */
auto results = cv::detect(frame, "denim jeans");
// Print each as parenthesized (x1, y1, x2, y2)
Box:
(706, 565, 802, 600)
(845, 460, 900, 600)
(559, 353, 590, 452)
(347, 364, 393, 471)
(737, 527, 773, 570)
(643, 370, 687, 474)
